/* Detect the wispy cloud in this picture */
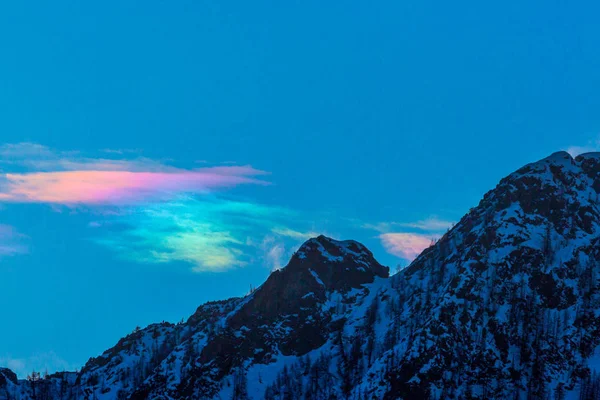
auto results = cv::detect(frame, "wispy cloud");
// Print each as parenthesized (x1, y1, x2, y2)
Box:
(379, 233, 434, 260)
(396, 216, 453, 231)
(566, 145, 599, 157)
(260, 236, 287, 271)
(0, 224, 28, 257)
(0, 143, 292, 271)
(0, 142, 56, 160)
(361, 216, 451, 261)
(270, 227, 320, 240)
(0, 351, 76, 378)
(0, 142, 163, 172)
(362, 216, 452, 233)
(4, 142, 443, 272)
(92, 196, 315, 272)
(565, 135, 600, 157)
(0, 143, 269, 205)
(0, 168, 268, 205)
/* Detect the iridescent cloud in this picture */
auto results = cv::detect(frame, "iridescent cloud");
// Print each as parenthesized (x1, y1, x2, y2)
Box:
(93, 196, 312, 272)
(0, 168, 268, 205)
(379, 233, 433, 260)
(0, 143, 269, 205)
(3, 143, 418, 271)
(0, 143, 289, 269)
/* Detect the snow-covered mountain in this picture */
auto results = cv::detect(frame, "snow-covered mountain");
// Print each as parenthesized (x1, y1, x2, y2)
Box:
(4, 151, 600, 399)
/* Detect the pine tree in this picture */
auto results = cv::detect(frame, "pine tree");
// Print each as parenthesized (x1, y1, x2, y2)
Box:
(232, 368, 248, 400)
(27, 370, 41, 399)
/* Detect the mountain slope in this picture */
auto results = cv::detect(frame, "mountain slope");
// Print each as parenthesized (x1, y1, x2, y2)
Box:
(4, 151, 600, 399)
(376, 151, 600, 399)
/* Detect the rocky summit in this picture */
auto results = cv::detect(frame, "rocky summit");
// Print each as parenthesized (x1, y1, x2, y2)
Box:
(4, 151, 600, 399)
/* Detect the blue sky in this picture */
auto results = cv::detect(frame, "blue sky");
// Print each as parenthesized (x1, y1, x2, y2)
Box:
(0, 0, 599, 376)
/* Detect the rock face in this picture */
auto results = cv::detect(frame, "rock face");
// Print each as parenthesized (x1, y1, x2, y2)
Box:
(5, 151, 600, 399)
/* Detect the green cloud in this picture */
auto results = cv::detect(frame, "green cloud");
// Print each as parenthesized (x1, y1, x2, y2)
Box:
(93, 196, 308, 272)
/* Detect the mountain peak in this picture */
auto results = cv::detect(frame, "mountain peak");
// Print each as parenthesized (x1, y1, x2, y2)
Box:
(221, 236, 389, 359)
(295, 235, 374, 264)
(527, 150, 600, 169)
(273, 235, 388, 290)
(543, 150, 573, 162)
(231, 236, 388, 324)
(512, 150, 575, 177)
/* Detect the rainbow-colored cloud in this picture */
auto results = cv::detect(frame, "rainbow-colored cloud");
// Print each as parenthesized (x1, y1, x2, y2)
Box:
(0, 143, 315, 271)
(0, 168, 268, 205)
(92, 196, 308, 271)
(0, 143, 269, 205)
(0, 142, 454, 269)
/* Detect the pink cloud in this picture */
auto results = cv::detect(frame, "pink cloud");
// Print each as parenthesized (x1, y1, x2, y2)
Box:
(379, 233, 433, 260)
(0, 143, 270, 205)
(0, 166, 269, 205)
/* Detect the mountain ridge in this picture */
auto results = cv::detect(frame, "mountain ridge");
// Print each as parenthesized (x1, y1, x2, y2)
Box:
(4, 151, 600, 399)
